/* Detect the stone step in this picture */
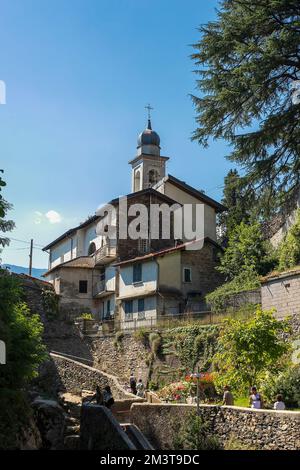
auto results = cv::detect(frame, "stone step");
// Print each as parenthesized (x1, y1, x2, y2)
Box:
(65, 416, 79, 426)
(65, 425, 80, 436)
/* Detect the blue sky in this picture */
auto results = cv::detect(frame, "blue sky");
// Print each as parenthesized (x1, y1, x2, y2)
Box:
(0, 0, 233, 268)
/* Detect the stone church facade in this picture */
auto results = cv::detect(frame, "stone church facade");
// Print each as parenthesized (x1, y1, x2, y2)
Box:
(43, 119, 225, 327)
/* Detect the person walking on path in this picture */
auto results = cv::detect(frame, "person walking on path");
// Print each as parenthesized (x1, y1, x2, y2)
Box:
(249, 386, 263, 409)
(88, 385, 104, 405)
(274, 394, 286, 410)
(136, 379, 145, 398)
(129, 372, 137, 395)
(222, 385, 234, 406)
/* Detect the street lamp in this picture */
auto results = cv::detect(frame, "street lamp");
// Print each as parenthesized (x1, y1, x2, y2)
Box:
(190, 366, 201, 415)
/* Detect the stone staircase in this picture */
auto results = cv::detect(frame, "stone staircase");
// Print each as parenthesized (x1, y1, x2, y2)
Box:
(58, 391, 154, 450)
(59, 393, 82, 450)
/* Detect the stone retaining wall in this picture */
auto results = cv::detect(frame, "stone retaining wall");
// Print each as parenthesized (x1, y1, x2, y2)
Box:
(130, 403, 300, 450)
(261, 270, 300, 318)
(50, 353, 141, 400)
(223, 288, 261, 310)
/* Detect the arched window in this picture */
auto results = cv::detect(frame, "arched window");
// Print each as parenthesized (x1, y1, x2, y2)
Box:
(148, 169, 159, 186)
(134, 170, 141, 192)
(88, 242, 96, 255)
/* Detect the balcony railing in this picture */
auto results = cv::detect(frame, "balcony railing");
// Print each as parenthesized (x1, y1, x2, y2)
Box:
(92, 279, 106, 296)
(94, 243, 117, 265)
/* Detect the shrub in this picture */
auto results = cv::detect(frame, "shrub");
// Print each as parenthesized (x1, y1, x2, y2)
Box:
(149, 332, 162, 357)
(133, 328, 149, 344)
(206, 266, 260, 313)
(213, 308, 290, 395)
(0, 272, 46, 389)
(113, 331, 124, 350)
(166, 324, 219, 371)
(79, 312, 93, 320)
(174, 412, 221, 450)
(261, 365, 300, 408)
(224, 434, 257, 450)
(0, 389, 32, 450)
(41, 288, 59, 320)
(278, 209, 300, 270)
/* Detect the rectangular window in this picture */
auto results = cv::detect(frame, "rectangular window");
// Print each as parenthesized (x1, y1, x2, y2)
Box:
(124, 300, 133, 320)
(138, 298, 145, 320)
(133, 263, 142, 283)
(79, 280, 88, 293)
(106, 299, 111, 317)
(138, 298, 144, 312)
(183, 267, 192, 283)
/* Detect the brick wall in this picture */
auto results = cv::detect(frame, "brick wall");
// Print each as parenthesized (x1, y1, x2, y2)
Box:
(261, 270, 300, 318)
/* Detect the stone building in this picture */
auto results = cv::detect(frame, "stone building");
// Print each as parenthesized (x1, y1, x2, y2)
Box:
(43, 118, 225, 325)
(115, 238, 223, 329)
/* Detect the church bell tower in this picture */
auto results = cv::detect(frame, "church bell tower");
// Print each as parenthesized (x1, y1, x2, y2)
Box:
(129, 106, 169, 193)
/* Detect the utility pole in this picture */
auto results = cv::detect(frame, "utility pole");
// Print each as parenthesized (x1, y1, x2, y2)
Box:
(29, 239, 33, 276)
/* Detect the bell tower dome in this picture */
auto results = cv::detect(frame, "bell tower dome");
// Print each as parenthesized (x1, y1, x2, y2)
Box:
(129, 107, 169, 193)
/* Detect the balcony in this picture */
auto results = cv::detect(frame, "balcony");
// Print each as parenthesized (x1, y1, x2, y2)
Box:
(92, 279, 115, 298)
(94, 243, 117, 265)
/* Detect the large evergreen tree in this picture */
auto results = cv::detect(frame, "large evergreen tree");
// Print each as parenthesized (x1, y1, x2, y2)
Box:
(218, 169, 251, 240)
(192, 0, 300, 212)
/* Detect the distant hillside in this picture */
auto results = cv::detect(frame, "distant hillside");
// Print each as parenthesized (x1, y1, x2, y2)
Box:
(2, 264, 47, 280)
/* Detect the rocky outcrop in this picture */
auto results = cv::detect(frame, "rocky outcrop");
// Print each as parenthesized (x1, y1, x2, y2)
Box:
(18, 417, 42, 450)
(31, 398, 66, 449)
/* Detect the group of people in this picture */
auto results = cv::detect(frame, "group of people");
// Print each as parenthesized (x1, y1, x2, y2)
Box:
(87, 385, 115, 409)
(222, 385, 286, 410)
(128, 373, 145, 398)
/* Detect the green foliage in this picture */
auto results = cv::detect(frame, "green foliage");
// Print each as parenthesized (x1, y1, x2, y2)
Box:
(278, 209, 300, 270)
(218, 169, 252, 241)
(133, 328, 149, 344)
(192, 0, 300, 213)
(149, 332, 162, 357)
(42, 288, 59, 320)
(0, 271, 46, 389)
(174, 412, 221, 450)
(165, 324, 219, 371)
(0, 170, 15, 253)
(213, 309, 290, 395)
(261, 365, 300, 408)
(79, 312, 93, 320)
(113, 331, 124, 350)
(0, 389, 32, 450)
(218, 221, 275, 279)
(224, 435, 257, 450)
(206, 267, 260, 313)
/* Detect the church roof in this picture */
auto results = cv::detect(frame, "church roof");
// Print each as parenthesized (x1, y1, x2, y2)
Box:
(137, 119, 160, 148)
(155, 174, 227, 213)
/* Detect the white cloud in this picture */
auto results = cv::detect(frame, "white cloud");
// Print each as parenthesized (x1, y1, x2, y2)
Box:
(45, 210, 62, 224)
